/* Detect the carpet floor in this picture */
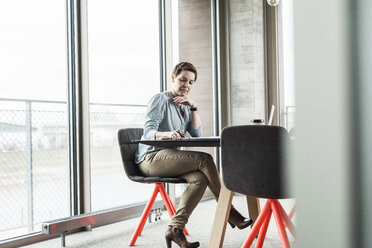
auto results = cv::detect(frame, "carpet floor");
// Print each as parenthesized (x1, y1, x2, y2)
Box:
(23, 195, 295, 248)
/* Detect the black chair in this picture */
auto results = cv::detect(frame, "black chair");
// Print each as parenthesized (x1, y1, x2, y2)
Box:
(220, 125, 295, 248)
(118, 128, 189, 246)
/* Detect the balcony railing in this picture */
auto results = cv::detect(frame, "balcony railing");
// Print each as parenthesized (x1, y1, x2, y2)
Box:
(0, 98, 147, 240)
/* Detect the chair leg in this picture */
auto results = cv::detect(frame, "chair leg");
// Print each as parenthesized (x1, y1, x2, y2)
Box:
(271, 200, 291, 248)
(138, 184, 162, 236)
(241, 200, 272, 248)
(129, 184, 160, 246)
(161, 184, 190, 235)
(288, 202, 296, 219)
(134, 183, 190, 246)
(163, 186, 177, 215)
(276, 201, 296, 239)
(158, 183, 190, 235)
(242, 199, 295, 248)
(158, 183, 175, 216)
(255, 208, 272, 248)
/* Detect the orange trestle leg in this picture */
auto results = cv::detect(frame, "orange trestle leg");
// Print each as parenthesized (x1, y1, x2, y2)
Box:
(163, 186, 189, 235)
(241, 199, 294, 248)
(129, 184, 159, 246)
(271, 200, 291, 248)
(276, 201, 296, 238)
(158, 183, 175, 217)
(165, 188, 177, 214)
(129, 183, 189, 246)
(138, 184, 170, 236)
(288, 203, 296, 220)
(255, 208, 272, 248)
(241, 200, 272, 247)
(138, 184, 164, 236)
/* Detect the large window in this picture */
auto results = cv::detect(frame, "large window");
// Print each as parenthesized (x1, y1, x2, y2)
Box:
(281, 0, 295, 130)
(0, 0, 218, 244)
(0, 0, 69, 239)
(87, 0, 161, 211)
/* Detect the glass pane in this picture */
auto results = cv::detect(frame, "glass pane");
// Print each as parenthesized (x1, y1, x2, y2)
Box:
(282, 0, 296, 130)
(88, 0, 161, 211)
(0, 0, 69, 240)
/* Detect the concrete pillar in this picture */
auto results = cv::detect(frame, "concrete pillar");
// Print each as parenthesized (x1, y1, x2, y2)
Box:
(229, 0, 265, 125)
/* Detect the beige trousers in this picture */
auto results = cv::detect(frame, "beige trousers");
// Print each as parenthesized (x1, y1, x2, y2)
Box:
(138, 148, 222, 229)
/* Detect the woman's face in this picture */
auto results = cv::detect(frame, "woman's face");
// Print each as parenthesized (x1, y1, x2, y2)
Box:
(171, 70, 196, 97)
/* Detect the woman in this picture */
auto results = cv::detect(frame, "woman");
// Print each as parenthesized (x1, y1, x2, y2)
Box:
(135, 62, 252, 248)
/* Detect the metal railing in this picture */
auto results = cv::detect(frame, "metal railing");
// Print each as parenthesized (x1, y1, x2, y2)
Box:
(0, 98, 147, 240)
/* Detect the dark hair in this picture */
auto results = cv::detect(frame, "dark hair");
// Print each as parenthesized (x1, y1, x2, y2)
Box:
(172, 62, 198, 81)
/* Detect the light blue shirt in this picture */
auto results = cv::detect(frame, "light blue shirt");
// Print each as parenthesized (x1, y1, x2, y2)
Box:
(135, 92, 202, 164)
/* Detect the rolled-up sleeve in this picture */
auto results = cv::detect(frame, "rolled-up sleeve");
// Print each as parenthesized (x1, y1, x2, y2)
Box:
(188, 125, 202, 137)
(187, 113, 202, 137)
(143, 94, 165, 140)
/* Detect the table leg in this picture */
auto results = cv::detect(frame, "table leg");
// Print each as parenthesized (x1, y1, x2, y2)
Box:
(208, 183, 234, 248)
(246, 195, 261, 225)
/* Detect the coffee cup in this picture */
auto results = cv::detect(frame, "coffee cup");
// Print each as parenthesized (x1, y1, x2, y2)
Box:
(250, 119, 265, 125)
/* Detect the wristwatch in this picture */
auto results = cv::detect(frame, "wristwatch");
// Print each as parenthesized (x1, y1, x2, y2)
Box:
(190, 107, 198, 111)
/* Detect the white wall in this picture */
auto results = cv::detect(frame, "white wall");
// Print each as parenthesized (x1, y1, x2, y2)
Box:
(292, 0, 354, 247)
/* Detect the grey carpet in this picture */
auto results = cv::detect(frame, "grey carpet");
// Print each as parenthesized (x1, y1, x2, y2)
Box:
(23, 195, 295, 248)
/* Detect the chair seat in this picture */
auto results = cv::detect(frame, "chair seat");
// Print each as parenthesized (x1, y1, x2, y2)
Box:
(118, 128, 190, 246)
(129, 176, 187, 184)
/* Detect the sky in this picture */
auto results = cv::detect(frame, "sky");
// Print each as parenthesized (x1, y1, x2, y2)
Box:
(0, 0, 160, 105)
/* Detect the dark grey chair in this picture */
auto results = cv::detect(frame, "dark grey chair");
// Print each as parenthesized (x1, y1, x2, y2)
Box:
(118, 128, 189, 246)
(220, 125, 295, 248)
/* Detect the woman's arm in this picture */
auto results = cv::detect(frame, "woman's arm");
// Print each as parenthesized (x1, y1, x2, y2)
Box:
(143, 94, 165, 140)
(190, 107, 201, 129)
(172, 96, 201, 129)
(144, 94, 185, 140)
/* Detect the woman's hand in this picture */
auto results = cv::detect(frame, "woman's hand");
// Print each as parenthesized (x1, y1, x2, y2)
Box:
(169, 129, 185, 139)
(156, 129, 185, 140)
(173, 96, 201, 129)
(173, 96, 196, 108)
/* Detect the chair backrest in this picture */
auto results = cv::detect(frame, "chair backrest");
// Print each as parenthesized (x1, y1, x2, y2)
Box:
(221, 125, 291, 199)
(118, 128, 145, 181)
